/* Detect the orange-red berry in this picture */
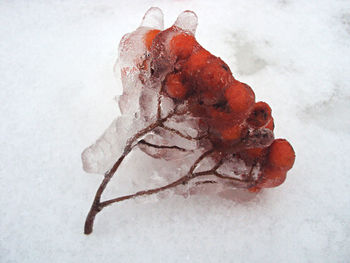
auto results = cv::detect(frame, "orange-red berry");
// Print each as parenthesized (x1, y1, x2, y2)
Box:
(265, 117, 274, 131)
(247, 102, 272, 128)
(245, 147, 266, 159)
(170, 33, 197, 59)
(184, 48, 212, 74)
(220, 124, 243, 141)
(225, 82, 255, 114)
(267, 139, 295, 170)
(197, 57, 234, 91)
(144, 29, 161, 50)
(165, 73, 187, 99)
(258, 166, 287, 188)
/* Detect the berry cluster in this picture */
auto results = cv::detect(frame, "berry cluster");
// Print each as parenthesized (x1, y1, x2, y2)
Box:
(83, 9, 296, 234)
(144, 27, 295, 192)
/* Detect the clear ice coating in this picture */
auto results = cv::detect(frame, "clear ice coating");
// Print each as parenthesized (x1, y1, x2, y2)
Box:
(82, 7, 295, 196)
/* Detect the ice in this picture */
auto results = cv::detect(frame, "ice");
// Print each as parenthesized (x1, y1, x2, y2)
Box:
(81, 8, 206, 176)
(140, 7, 164, 29)
(173, 10, 198, 35)
(82, 8, 167, 173)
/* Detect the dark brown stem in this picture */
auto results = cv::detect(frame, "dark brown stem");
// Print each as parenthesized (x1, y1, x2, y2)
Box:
(213, 171, 248, 183)
(98, 149, 214, 208)
(84, 154, 127, 235)
(84, 148, 213, 234)
(138, 139, 188, 152)
(189, 149, 214, 175)
(195, 180, 217, 186)
(100, 149, 215, 208)
(84, 121, 163, 235)
(159, 124, 207, 141)
(100, 174, 193, 208)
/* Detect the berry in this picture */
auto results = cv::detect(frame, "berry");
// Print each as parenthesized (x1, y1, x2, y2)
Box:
(170, 33, 197, 59)
(265, 117, 274, 131)
(225, 82, 255, 114)
(258, 166, 287, 188)
(197, 57, 234, 91)
(144, 29, 160, 50)
(164, 72, 187, 99)
(247, 102, 272, 128)
(221, 124, 243, 141)
(267, 139, 295, 170)
(245, 147, 267, 159)
(184, 48, 212, 74)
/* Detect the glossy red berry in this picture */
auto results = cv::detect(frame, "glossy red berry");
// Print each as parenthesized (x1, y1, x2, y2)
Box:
(225, 82, 255, 114)
(165, 72, 187, 99)
(268, 139, 295, 170)
(144, 29, 161, 50)
(247, 102, 272, 128)
(170, 33, 197, 59)
(258, 166, 287, 188)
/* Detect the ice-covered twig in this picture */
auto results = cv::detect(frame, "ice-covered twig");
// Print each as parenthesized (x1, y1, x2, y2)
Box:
(159, 124, 208, 141)
(138, 139, 189, 152)
(84, 120, 162, 234)
(85, 99, 202, 234)
(86, 149, 215, 231)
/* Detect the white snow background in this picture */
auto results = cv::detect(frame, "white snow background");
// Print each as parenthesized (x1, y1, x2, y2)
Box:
(1, 0, 350, 262)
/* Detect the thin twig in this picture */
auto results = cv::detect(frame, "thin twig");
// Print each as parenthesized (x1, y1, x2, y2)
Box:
(100, 174, 192, 208)
(138, 139, 188, 152)
(99, 149, 214, 208)
(189, 149, 214, 175)
(84, 120, 166, 235)
(156, 94, 162, 120)
(213, 171, 249, 183)
(195, 180, 217, 186)
(159, 124, 207, 141)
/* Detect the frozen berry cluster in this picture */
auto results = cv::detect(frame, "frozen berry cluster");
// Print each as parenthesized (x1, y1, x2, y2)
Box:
(143, 26, 295, 192)
(83, 8, 296, 234)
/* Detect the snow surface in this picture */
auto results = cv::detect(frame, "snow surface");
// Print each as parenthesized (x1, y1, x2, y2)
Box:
(1, 0, 350, 262)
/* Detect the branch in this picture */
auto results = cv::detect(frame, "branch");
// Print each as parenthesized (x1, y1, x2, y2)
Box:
(84, 149, 213, 234)
(84, 120, 167, 235)
(98, 149, 214, 209)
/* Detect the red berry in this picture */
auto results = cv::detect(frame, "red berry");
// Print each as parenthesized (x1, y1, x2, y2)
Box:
(184, 48, 212, 74)
(165, 72, 187, 99)
(245, 147, 267, 159)
(265, 117, 274, 131)
(170, 33, 197, 59)
(225, 82, 255, 114)
(268, 139, 295, 170)
(247, 102, 272, 128)
(144, 29, 160, 50)
(258, 166, 287, 188)
(197, 57, 234, 91)
(220, 124, 244, 141)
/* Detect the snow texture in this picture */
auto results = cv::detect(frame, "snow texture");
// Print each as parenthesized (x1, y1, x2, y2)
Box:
(1, 0, 350, 262)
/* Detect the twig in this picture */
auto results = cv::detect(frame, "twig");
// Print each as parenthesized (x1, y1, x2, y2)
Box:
(138, 139, 188, 152)
(84, 149, 213, 234)
(100, 174, 192, 208)
(188, 149, 214, 175)
(195, 180, 217, 186)
(159, 124, 207, 141)
(84, 121, 165, 235)
(213, 171, 249, 184)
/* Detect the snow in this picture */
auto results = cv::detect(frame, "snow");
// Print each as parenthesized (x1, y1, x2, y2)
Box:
(1, 0, 350, 262)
